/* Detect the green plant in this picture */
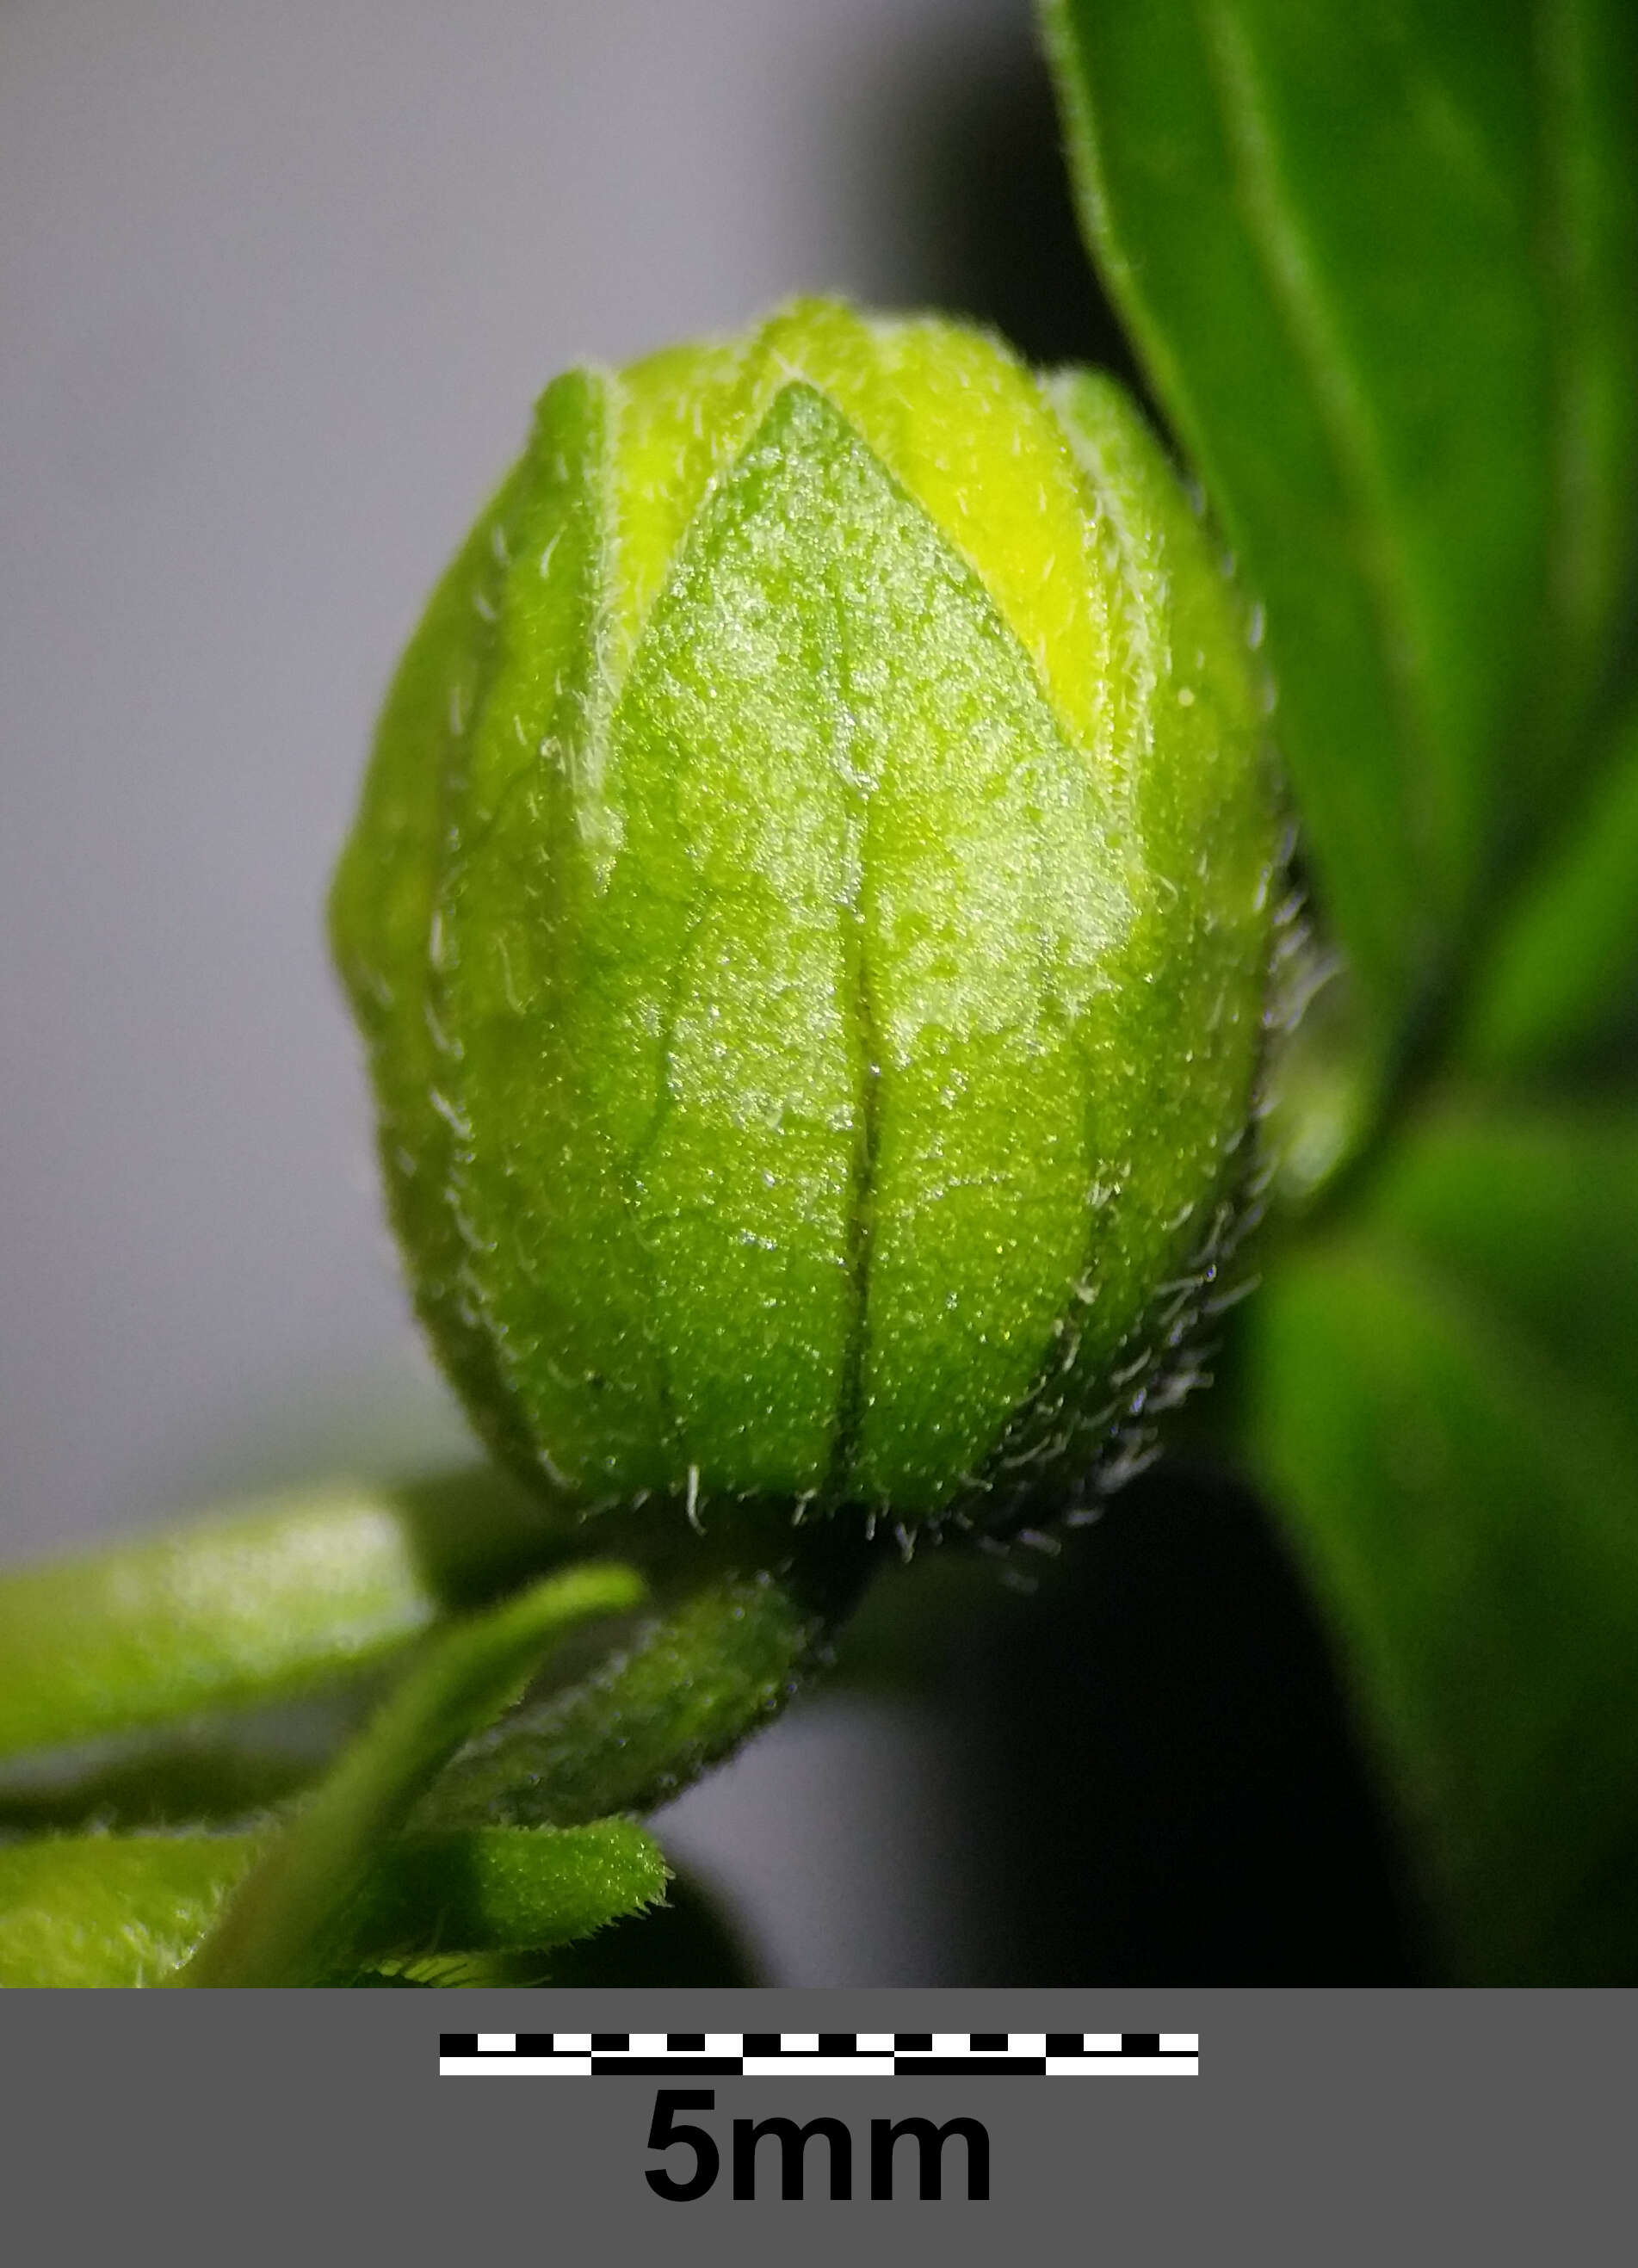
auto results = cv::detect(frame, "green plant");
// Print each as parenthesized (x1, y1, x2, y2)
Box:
(329, 299, 1276, 1526)
(3, 0, 1635, 1987)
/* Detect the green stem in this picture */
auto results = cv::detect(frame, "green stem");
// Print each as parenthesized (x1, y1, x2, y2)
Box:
(417, 1513, 879, 1831)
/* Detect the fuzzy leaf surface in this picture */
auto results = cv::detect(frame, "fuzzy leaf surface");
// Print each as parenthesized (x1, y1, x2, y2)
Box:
(0, 1818, 666, 1987)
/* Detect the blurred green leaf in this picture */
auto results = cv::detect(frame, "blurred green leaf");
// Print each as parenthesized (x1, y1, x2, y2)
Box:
(0, 1467, 582, 1763)
(0, 1723, 342, 1838)
(0, 1831, 265, 1988)
(1460, 692, 1638, 1078)
(1044, 0, 1638, 1045)
(1239, 1103, 1638, 1978)
(172, 1560, 642, 1987)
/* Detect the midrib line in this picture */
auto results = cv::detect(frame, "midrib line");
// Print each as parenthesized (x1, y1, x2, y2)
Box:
(1196, 0, 1443, 868)
(826, 550, 882, 1506)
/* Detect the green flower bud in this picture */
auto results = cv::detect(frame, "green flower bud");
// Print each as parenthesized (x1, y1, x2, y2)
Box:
(331, 300, 1276, 1526)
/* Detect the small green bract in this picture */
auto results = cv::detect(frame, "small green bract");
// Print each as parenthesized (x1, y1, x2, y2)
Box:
(331, 300, 1277, 1524)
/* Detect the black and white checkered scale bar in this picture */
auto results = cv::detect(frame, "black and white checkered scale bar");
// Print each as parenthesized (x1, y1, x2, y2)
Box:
(440, 2030, 1198, 2078)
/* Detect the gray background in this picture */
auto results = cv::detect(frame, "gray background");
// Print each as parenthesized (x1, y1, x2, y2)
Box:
(0, 0, 1064, 1982)
(4, 1988, 1628, 2259)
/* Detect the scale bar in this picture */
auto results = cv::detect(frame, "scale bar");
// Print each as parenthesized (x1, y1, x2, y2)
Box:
(440, 2030, 1198, 2079)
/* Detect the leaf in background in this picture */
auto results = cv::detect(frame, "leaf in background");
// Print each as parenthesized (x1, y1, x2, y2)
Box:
(1460, 691, 1638, 1078)
(0, 1466, 580, 1764)
(171, 1560, 642, 1987)
(1238, 1103, 1638, 1979)
(1043, 0, 1638, 1042)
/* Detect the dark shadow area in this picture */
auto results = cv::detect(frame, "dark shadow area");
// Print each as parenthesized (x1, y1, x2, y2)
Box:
(946, 1463, 1431, 1984)
(844, 4, 1152, 398)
